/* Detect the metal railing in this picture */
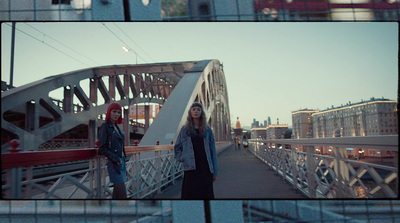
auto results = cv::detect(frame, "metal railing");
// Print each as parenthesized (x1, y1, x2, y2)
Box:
(38, 138, 90, 150)
(248, 134, 398, 198)
(2, 142, 231, 199)
(37, 139, 143, 150)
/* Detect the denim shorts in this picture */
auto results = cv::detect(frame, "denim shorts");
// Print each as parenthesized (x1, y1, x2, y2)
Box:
(107, 158, 127, 184)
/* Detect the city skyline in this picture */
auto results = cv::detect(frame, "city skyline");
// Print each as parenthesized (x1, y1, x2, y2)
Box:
(1, 22, 398, 127)
(249, 96, 397, 129)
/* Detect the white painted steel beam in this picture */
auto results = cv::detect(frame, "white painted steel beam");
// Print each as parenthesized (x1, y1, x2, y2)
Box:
(139, 59, 231, 147)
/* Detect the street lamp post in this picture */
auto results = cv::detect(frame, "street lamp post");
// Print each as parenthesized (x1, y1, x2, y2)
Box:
(9, 22, 16, 89)
(122, 46, 138, 64)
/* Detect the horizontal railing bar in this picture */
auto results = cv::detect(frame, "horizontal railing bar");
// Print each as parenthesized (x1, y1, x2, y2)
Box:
(1, 141, 230, 169)
(19, 169, 91, 186)
(249, 135, 398, 151)
(267, 148, 397, 171)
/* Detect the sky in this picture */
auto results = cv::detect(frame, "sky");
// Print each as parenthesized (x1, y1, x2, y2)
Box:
(1, 22, 398, 128)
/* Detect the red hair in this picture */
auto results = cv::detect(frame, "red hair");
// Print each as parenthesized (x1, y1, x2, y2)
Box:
(105, 102, 123, 124)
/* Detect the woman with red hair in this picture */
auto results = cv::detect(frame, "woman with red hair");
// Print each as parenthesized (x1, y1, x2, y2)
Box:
(98, 102, 127, 199)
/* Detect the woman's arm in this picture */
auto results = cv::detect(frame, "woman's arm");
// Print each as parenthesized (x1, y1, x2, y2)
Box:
(208, 127, 219, 177)
(98, 124, 121, 164)
(174, 128, 184, 162)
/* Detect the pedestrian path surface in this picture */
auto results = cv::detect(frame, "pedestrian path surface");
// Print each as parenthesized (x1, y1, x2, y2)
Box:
(154, 145, 307, 199)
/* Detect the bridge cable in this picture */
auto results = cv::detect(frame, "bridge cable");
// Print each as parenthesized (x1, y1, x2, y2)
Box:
(24, 23, 102, 66)
(3, 23, 92, 68)
(101, 23, 147, 64)
(112, 23, 157, 63)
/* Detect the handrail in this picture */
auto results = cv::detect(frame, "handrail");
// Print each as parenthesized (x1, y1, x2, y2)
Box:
(2, 142, 230, 169)
(248, 135, 398, 198)
(249, 135, 398, 151)
(1, 141, 232, 199)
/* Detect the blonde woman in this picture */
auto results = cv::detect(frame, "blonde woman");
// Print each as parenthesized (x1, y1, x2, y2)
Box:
(174, 102, 218, 199)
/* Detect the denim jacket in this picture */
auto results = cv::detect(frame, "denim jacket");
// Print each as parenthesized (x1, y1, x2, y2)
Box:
(98, 121, 126, 164)
(174, 126, 219, 176)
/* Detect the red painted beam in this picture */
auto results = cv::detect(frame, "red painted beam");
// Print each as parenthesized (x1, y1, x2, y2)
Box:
(2, 149, 98, 169)
(255, 2, 399, 11)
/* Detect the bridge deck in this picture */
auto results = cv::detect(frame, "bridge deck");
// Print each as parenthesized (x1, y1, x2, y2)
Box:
(154, 144, 307, 199)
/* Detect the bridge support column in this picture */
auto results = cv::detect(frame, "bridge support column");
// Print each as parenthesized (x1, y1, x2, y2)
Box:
(144, 105, 150, 133)
(10, 167, 23, 199)
(394, 151, 398, 194)
(25, 100, 37, 133)
(333, 128, 350, 198)
(123, 106, 130, 146)
(291, 146, 299, 190)
(306, 132, 317, 198)
(25, 100, 39, 150)
(88, 119, 96, 148)
(155, 150, 161, 194)
(63, 85, 73, 114)
(217, 103, 222, 142)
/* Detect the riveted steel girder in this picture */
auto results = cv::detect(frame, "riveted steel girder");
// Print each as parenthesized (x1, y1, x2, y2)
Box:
(2, 61, 222, 152)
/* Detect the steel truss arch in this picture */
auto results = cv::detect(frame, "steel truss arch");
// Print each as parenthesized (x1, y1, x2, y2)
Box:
(140, 59, 231, 147)
(2, 61, 218, 152)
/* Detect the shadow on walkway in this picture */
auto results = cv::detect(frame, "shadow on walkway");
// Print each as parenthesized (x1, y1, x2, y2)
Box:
(153, 145, 307, 199)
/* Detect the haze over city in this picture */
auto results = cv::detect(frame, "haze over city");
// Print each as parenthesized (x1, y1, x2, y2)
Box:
(1, 22, 398, 128)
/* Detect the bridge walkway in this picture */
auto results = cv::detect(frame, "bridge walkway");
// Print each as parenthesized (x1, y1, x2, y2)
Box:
(154, 144, 307, 199)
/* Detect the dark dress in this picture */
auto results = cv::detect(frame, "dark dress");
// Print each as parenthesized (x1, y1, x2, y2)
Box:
(181, 129, 215, 199)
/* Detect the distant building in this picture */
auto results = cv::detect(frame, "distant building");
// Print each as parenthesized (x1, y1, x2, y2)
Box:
(252, 118, 268, 128)
(234, 117, 243, 137)
(312, 97, 397, 138)
(266, 124, 289, 140)
(291, 109, 319, 139)
(250, 127, 267, 139)
(295, 98, 398, 158)
(251, 118, 260, 128)
(234, 117, 245, 146)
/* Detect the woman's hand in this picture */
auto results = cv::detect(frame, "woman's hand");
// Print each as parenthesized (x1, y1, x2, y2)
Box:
(213, 175, 217, 182)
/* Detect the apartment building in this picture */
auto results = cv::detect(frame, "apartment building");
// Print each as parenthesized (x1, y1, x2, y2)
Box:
(291, 98, 397, 157)
(266, 124, 289, 140)
(312, 98, 397, 138)
(291, 109, 318, 139)
(250, 126, 267, 139)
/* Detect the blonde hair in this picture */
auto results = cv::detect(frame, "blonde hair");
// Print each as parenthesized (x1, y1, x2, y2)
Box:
(186, 102, 207, 136)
